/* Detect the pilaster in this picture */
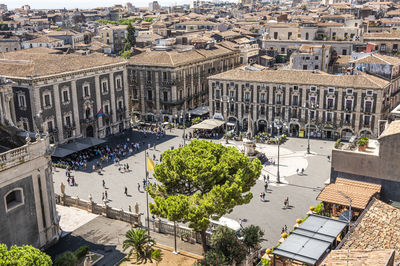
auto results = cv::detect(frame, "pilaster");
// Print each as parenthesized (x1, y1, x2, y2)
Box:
(70, 80, 81, 136)
(53, 84, 64, 142)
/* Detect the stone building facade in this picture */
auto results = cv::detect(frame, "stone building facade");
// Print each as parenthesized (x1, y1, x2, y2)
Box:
(127, 43, 240, 122)
(0, 48, 129, 144)
(0, 134, 60, 248)
(208, 68, 390, 139)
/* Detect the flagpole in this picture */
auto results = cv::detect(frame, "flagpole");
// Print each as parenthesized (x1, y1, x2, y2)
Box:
(145, 150, 150, 236)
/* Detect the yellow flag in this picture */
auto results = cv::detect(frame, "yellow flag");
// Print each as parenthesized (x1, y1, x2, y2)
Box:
(147, 157, 155, 171)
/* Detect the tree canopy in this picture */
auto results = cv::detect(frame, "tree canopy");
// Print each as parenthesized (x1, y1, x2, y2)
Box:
(122, 23, 136, 54)
(0, 244, 52, 265)
(148, 139, 262, 252)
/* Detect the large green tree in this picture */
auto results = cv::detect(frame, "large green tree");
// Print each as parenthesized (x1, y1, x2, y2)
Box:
(123, 23, 136, 53)
(0, 244, 52, 265)
(148, 139, 262, 253)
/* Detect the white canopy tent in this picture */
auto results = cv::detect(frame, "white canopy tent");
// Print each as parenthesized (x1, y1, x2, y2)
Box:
(190, 119, 225, 130)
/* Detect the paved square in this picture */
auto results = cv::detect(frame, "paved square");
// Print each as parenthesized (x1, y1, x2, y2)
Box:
(52, 129, 333, 249)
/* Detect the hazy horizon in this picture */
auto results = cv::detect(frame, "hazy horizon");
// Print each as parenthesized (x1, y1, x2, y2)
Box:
(1, 0, 192, 10)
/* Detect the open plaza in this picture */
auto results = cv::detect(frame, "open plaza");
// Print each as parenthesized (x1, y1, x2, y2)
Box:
(52, 128, 333, 249)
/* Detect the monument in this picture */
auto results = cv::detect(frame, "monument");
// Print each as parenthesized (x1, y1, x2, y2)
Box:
(243, 112, 256, 156)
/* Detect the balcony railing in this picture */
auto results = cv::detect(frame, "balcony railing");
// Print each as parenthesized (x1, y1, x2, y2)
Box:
(63, 123, 75, 130)
(80, 117, 96, 125)
(117, 107, 126, 113)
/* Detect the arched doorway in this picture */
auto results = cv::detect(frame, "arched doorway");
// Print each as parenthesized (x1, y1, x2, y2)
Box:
(258, 120, 268, 132)
(86, 125, 94, 137)
(289, 123, 300, 137)
(341, 128, 354, 141)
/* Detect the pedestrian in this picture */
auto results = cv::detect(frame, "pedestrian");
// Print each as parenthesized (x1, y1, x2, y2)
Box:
(327, 155, 330, 161)
(281, 228, 285, 234)
(153, 154, 156, 161)
(71, 177, 75, 186)
(137, 183, 141, 191)
(143, 179, 146, 188)
(264, 182, 268, 192)
(123, 164, 126, 172)
(105, 190, 108, 200)
(129, 205, 132, 212)
(263, 175, 266, 183)
(102, 192, 104, 201)
(102, 179, 105, 188)
(262, 192, 266, 201)
(296, 168, 299, 174)
(267, 175, 270, 182)
(301, 168, 304, 175)
(260, 192, 263, 201)
(118, 165, 121, 172)
(67, 176, 71, 185)
(126, 163, 129, 172)
(284, 225, 288, 233)
(239, 218, 243, 228)
(124, 186, 128, 196)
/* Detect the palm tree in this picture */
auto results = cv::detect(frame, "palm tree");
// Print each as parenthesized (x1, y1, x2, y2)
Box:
(122, 228, 156, 263)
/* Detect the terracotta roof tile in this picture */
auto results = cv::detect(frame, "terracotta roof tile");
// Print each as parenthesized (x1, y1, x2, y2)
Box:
(317, 178, 381, 210)
(341, 198, 400, 263)
(322, 249, 395, 265)
(208, 68, 390, 89)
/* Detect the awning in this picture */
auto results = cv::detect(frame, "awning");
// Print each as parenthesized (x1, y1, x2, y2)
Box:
(52, 137, 107, 158)
(189, 106, 209, 116)
(190, 119, 225, 130)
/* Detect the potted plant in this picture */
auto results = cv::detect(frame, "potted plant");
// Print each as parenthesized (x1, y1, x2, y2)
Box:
(255, 135, 261, 143)
(239, 133, 243, 141)
(357, 137, 368, 151)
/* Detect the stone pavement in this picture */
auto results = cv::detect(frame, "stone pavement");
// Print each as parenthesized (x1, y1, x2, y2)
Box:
(52, 130, 334, 250)
(47, 206, 203, 265)
(56, 205, 98, 237)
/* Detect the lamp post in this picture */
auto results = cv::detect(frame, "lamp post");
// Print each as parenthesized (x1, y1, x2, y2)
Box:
(180, 110, 185, 146)
(221, 96, 230, 144)
(337, 191, 352, 266)
(273, 119, 287, 183)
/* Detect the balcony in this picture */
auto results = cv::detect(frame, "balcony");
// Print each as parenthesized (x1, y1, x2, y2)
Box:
(160, 99, 185, 106)
(117, 107, 126, 113)
(276, 101, 282, 105)
(48, 127, 58, 134)
(161, 80, 176, 86)
(145, 80, 152, 85)
(80, 117, 96, 125)
(244, 98, 251, 103)
(63, 123, 75, 130)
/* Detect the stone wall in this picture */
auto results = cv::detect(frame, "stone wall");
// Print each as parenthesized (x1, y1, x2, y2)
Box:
(56, 193, 142, 227)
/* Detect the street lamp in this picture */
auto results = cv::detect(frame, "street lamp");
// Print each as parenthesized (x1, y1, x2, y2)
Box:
(180, 110, 186, 146)
(304, 101, 318, 154)
(273, 119, 287, 183)
(337, 191, 352, 266)
(221, 96, 230, 144)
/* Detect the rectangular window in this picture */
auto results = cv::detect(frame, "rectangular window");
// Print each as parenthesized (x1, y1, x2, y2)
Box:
(216, 90, 220, 99)
(345, 113, 351, 123)
(105, 105, 109, 114)
(47, 121, 53, 131)
(65, 116, 71, 126)
(310, 110, 315, 120)
(328, 87, 335, 93)
(327, 98, 334, 109)
(293, 95, 298, 106)
(364, 115, 370, 126)
(261, 93, 265, 103)
(147, 90, 152, 100)
(327, 112, 332, 122)
(163, 72, 167, 81)
(18, 95, 25, 107)
(365, 100, 372, 113)
(346, 100, 353, 111)
(63, 90, 69, 102)
(44, 94, 51, 107)
(230, 90, 234, 99)
(245, 92, 250, 101)
(102, 81, 108, 93)
(84, 85, 90, 97)
(346, 88, 353, 95)
(116, 78, 121, 89)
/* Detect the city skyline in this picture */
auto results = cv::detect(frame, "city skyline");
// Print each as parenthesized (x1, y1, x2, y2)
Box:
(1, 0, 193, 10)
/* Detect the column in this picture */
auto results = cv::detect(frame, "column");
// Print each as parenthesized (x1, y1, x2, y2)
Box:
(354, 90, 362, 133)
(53, 84, 64, 142)
(301, 87, 307, 122)
(253, 83, 257, 126)
(38, 168, 52, 241)
(70, 80, 81, 137)
(155, 72, 160, 121)
(109, 72, 117, 130)
(31, 85, 41, 131)
(140, 71, 146, 119)
(123, 69, 130, 125)
(268, 85, 273, 122)
(94, 75, 103, 136)
(32, 173, 46, 247)
(238, 82, 242, 125)
(284, 86, 290, 121)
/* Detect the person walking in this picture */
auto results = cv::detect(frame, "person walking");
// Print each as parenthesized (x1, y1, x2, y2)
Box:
(102, 179, 105, 188)
(267, 175, 270, 182)
(263, 175, 266, 183)
(264, 182, 268, 192)
(102, 192, 105, 201)
(296, 168, 299, 175)
(260, 192, 263, 201)
(71, 177, 75, 186)
(301, 168, 304, 175)
(126, 163, 129, 172)
(262, 192, 266, 201)
(143, 179, 146, 188)
(104, 190, 108, 200)
(124, 186, 128, 196)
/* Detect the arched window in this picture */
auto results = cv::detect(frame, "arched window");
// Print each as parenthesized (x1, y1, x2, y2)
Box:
(4, 188, 24, 212)
(85, 108, 91, 119)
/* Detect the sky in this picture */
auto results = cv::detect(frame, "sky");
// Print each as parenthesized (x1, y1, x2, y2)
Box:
(2, 0, 190, 10)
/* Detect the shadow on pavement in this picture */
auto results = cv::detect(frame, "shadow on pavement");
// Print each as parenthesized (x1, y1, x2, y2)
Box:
(45, 234, 125, 266)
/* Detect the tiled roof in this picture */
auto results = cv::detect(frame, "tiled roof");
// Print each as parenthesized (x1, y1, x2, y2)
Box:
(128, 43, 236, 67)
(364, 30, 400, 39)
(0, 47, 126, 78)
(341, 198, 400, 263)
(316, 178, 381, 210)
(351, 53, 400, 66)
(379, 120, 400, 139)
(322, 249, 395, 266)
(208, 68, 390, 89)
(24, 36, 62, 44)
